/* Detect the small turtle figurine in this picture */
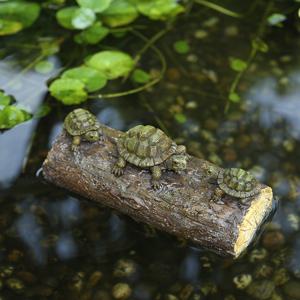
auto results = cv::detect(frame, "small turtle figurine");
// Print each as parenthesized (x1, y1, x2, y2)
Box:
(112, 125, 188, 190)
(64, 108, 102, 150)
(212, 168, 260, 203)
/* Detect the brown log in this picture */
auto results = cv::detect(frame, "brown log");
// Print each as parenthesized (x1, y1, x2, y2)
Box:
(42, 125, 274, 258)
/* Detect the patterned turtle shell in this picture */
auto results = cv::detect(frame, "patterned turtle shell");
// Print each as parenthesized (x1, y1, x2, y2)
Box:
(64, 108, 99, 136)
(117, 125, 177, 168)
(217, 168, 260, 198)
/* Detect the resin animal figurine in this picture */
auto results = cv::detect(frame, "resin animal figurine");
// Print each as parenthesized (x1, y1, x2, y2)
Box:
(64, 108, 102, 150)
(212, 168, 260, 203)
(112, 125, 188, 190)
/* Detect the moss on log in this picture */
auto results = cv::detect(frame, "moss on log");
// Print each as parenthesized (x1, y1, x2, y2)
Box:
(42, 125, 274, 258)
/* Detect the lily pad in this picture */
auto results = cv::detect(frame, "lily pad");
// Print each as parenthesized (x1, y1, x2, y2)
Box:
(74, 22, 109, 44)
(62, 66, 107, 92)
(132, 0, 184, 20)
(0, 91, 12, 108)
(85, 50, 134, 79)
(49, 78, 88, 105)
(77, 0, 112, 13)
(101, 0, 138, 27)
(72, 7, 96, 29)
(56, 6, 78, 29)
(0, 105, 31, 129)
(0, 2, 40, 35)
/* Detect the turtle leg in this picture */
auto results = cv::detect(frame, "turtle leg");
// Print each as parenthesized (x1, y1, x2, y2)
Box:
(211, 187, 225, 204)
(151, 166, 162, 190)
(112, 157, 126, 177)
(71, 136, 81, 151)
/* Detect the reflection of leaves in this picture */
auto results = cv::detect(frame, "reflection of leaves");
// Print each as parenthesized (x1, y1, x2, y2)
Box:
(49, 78, 88, 105)
(267, 13, 286, 26)
(85, 50, 134, 79)
(62, 66, 107, 92)
(0, 106, 31, 129)
(101, 0, 138, 27)
(0, 2, 40, 35)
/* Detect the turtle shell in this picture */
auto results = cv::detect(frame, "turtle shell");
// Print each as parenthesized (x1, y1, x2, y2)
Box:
(64, 108, 99, 136)
(217, 168, 260, 198)
(117, 125, 177, 167)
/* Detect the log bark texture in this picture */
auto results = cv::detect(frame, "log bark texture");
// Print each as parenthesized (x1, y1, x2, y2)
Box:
(42, 125, 274, 258)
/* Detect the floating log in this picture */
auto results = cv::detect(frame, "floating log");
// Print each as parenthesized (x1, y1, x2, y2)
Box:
(42, 125, 274, 258)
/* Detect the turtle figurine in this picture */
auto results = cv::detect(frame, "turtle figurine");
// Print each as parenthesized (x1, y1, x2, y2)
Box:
(112, 125, 188, 190)
(64, 108, 103, 151)
(212, 168, 260, 204)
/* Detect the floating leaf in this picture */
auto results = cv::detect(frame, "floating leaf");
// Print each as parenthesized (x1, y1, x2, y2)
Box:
(0, 2, 40, 35)
(72, 7, 95, 29)
(34, 61, 54, 74)
(0, 91, 12, 108)
(173, 40, 190, 54)
(77, 0, 112, 13)
(267, 13, 286, 26)
(56, 6, 78, 29)
(0, 106, 31, 129)
(74, 21, 109, 44)
(174, 113, 187, 124)
(85, 50, 134, 79)
(229, 57, 247, 72)
(229, 92, 240, 102)
(62, 66, 107, 92)
(49, 78, 88, 105)
(132, 0, 184, 20)
(101, 0, 138, 27)
(131, 69, 150, 84)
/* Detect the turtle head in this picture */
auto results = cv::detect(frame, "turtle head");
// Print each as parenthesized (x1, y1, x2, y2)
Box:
(169, 154, 187, 174)
(84, 130, 99, 142)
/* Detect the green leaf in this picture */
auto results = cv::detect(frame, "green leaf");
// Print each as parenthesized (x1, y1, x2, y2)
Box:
(77, 0, 112, 13)
(74, 21, 109, 44)
(229, 92, 240, 102)
(49, 78, 88, 105)
(229, 57, 247, 72)
(131, 69, 150, 84)
(34, 60, 54, 74)
(101, 0, 138, 27)
(0, 106, 31, 129)
(71, 7, 96, 29)
(173, 40, 190, 54)
(62, 66, 107, 92)
(0, 2, 40, 35)
(56, 6, 78, 29)
(252, 38, 269, 53)
(85, 50, 134, 79)
(267, 13, 286, 26)
(174, 113, 187, 124)
(0, 91, 12, 108)
(0, 19, 23, 36)
(132, 0, 184, 20)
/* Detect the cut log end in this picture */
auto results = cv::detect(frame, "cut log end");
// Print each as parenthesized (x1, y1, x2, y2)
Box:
(42, 125, 275, 258)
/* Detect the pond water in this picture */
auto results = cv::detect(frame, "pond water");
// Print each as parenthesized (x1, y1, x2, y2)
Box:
(1, 1, 300, 300)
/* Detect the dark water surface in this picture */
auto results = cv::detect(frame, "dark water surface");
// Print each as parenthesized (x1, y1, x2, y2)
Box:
(1, 2, 300, 300)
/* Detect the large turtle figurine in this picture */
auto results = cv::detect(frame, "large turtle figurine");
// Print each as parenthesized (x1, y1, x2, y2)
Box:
(112, 125, 188, 190)
(64, 108, 102, 150)
(212, 168, 260, 204)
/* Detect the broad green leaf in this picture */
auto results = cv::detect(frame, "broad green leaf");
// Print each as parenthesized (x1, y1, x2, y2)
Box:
(131, 69, 150, 84)
(72, 7, 95, 29)
(74, 21, 109, 44)
(0, 91, 12, 108)
(229, 57, 247, 72)
(229, 92, 240, 102)
(173, 40, 190, 54)
(62, 66, 107, 92)
(0, 19, 22, 36)
(49, 78, 88, 105)
(56, 6, 78, 29)
(101, 0, 138, 27)
(267, 13, 286, 26)
(85, 50, 134, 79)
(0, 2, 40, 35)
(77, 0, 112, 13)
(0, 106, 31, 129)
(34, 60, 54, 74)
(132, 0, 184, 20)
